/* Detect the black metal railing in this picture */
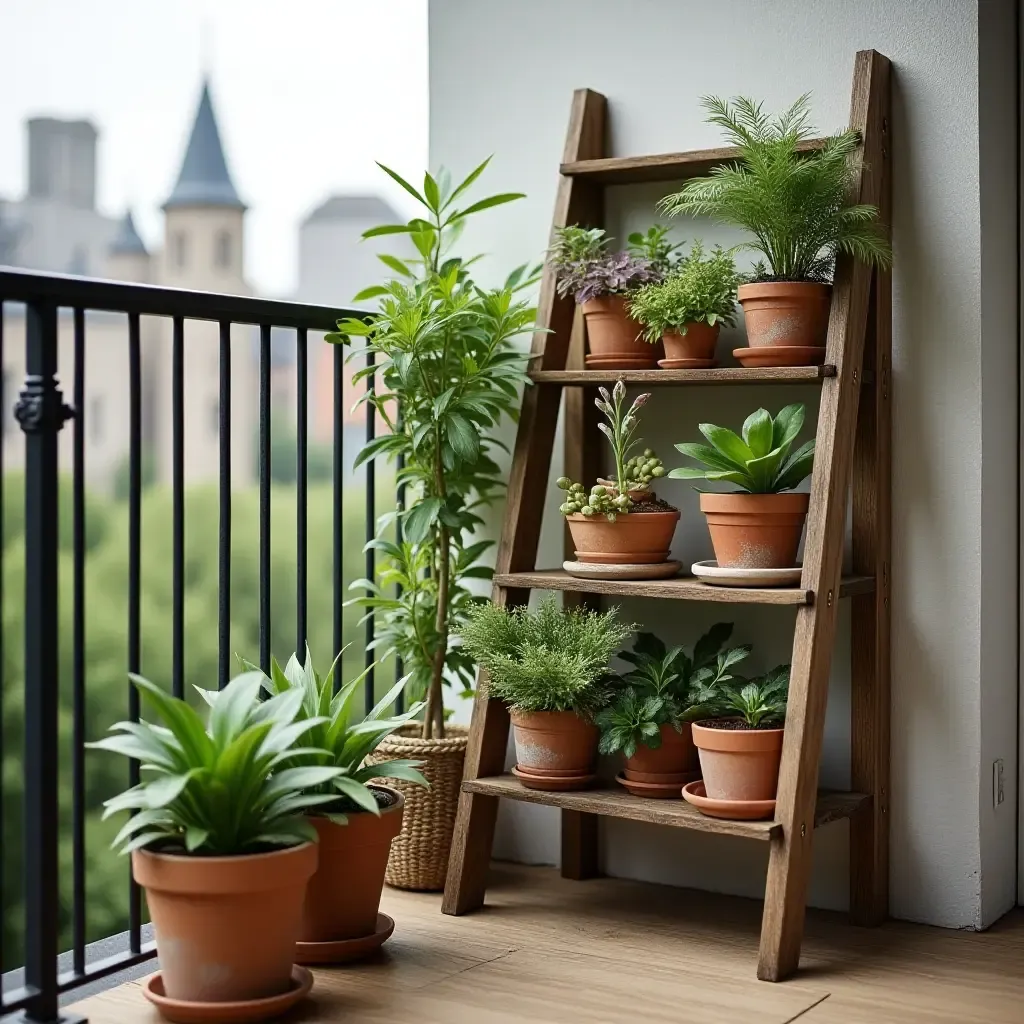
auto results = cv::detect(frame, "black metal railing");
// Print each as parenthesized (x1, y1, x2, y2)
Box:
(0, 267, 391, 1023)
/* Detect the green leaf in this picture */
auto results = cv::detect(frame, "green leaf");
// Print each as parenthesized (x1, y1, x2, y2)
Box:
(741, 408, 773, 458)
(700, 424, 752, 468)
(375, 162, 427, 206)
(331, 776, 382, 815)
(423, 172, 441, 212)
(185, 827, 210, 853)
(361, 223, 417, 239)
(771, 404, 805, 450)
(377, 254, 413, 278)
(144, 770, 199, 809)
(449, 193, 525, 221)
(404, 498, 443, 543)
(444, 156, 492, 209)
(447, 413, 480, 463)
(353, 285, 390, 302)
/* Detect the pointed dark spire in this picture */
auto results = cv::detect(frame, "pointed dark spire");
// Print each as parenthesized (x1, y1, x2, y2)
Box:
(109, 208, 148, 256)
(163, 81, 244, 210)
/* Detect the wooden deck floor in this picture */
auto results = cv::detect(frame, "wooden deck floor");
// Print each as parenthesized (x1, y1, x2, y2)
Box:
(72, 863, 1024, 1023)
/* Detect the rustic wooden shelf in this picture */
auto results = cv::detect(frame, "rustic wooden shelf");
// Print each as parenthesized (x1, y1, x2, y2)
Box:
(463, 775, 869, 840)
(529, 366, 836, 385)
(494, 569, 875, 605)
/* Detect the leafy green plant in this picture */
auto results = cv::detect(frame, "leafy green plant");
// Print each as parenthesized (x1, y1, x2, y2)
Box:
(707, 665, 790, 728)
(597, 626, 750, 757)
(240, 646, 428, 820)
(627, 242, 741, 344)
(669, 403, 814, 493)
(329, 159, 539, 738)
(549, 225, 662, 303)
(658, 95, 892, 282)
(626, 225, 684, 274)
(458, 597, 634, 718)
(87, 672, 343, 856)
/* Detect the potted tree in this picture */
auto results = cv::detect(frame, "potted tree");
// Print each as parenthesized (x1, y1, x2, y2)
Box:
(597, 625, 750, 797)
(685, 666, 790, 820)
(659, 95, 892, 367)
(330, 160, 536, 890)
(459, 597, 634, 791)
(669, 403, 814, 570)
(244, 648, 427, 963)
(548, 225, 668, 369)
(557, 380, 680, 571)
(627, 242, 742, 369)
(87, 671, 344, 1016)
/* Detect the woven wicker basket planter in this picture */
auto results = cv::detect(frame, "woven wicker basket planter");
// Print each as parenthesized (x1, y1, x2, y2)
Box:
(366, 723, 468, 891)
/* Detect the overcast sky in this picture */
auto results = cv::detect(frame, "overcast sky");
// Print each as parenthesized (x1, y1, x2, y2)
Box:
(0, 0, 428, 296)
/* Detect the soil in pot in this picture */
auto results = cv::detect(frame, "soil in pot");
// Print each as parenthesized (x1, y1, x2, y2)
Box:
(662, 322, 720, 365)
(300, 786, 404, 944)
(699, 492, 809, 569)
(737, 282, 831, 364)
(132, 841, 317, 1004)
(581, 295, 658, 368)
(692, 720, 784, 802)
(567, 500, 680, 565)
(623, 723, 698, 784)
(511, 709, 599, 782)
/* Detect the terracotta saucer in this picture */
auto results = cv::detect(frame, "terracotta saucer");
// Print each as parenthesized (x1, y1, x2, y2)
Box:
(295, 912, 395, 965)
(563, 559, 681, 581)
(515, 763, 592, 779)
(511, 765, 597, 791)
(732, 346, 825, 368)
(143, 966, 313, 1024)
(623, 767, 701, 785)
(682, 779, 776, 821)
(616, 772, 690, 799)
(657, 357, 718, 370)
(691, 560, 802, 588)
(585, 356, 659, 369)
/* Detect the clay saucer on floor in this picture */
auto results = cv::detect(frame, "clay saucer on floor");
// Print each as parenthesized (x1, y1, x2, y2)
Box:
(564, 560, 681, 581)
(511, 765, 596, 791)
(682, 780, 776, 821)
(617, 772, 689, 799)
(657, 357, 718, 370)
(143, 966, 313, 1024)
(691, 560, 802, 588)
(733, 346, 825, 368)
(295, 912, 395, 966)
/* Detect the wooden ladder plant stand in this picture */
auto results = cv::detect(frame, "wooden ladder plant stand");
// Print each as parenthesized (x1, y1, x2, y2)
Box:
(442, 49, 891, 982)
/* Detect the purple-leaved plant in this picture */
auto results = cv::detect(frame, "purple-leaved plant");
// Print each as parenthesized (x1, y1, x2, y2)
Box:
(549, 225, 663, 304)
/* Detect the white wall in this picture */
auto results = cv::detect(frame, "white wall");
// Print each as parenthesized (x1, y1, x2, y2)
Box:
(429, 0, 1019, 928)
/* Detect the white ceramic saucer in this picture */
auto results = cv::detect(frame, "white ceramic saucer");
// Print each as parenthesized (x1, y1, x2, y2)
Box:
(690, 560, 801, 588)
(564, 560, 681, 581)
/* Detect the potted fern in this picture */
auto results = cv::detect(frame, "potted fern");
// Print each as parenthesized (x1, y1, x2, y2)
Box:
(597, 625, 750, 797)
(659, 95, 891, 367)
(628, 242, 741, 369)
(669, 403, 814, 569)
(87, 671, 343, 1011)
(548, 225, 669, 369)
(459, 598, 634, 790)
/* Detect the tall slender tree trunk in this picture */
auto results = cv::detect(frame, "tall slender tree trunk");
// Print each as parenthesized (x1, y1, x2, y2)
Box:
(424, 523, 450, 740)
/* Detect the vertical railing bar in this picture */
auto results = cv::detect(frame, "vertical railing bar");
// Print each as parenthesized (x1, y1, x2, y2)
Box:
(259, 323, 271, 673)
(296, 327, 308, 657)
(332, 343, 344, 691)
(218, 321, 231, 689)
(71, 307, 87, 976)
(0, 299, 6, 991)
(364, 345, 375, 715)
(127, 312, 142, 955)
(171, 316, 184, 699)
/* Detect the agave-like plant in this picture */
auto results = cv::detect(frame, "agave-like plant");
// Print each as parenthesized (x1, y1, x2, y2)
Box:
(88, 672, 345, 855)
(669, 403, 814, 494)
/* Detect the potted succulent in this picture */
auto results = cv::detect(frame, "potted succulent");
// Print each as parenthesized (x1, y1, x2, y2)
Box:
(597, 625, 751, 797)
(557, 381, 680, 566)
(243, 648, 427, 958)
(628, 242, 742, 369)
(459, 597, 634, 790)
(659, 95, 892, 367)
(548, 225, 668, 369)
(689, 666, 790, 813)
(87, 671, 344, 1009)
(669, 403, 814, 569)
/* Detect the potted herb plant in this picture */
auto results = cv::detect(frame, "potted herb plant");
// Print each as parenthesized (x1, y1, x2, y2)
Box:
(669, 403, 814, 569)
(87, 671, 343, 1009)
(597, 625, 750, 797)
(688, 666, 790, 814)
(459, 598, 634, 790)
(243, 648, 427, 958)
(659, 95, 892, 367)
(628, 242, 741, 369)
(548, 225, 668, 369)
(557, 381, 680, 567)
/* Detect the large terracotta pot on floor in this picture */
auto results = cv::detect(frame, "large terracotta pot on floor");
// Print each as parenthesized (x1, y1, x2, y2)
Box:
(132, 842, 317, 1004)
(567, 509, 680, 564)
(692, 721, 784, 802)
(301, 787, 404, 942)
(736, 282, 831, 366)
(699, 492, 809, 569)
(511, 710, 599, 786)
(661, 322, 720, 365)
(582, 295, 658, 368)
(624, 723, 698, 783)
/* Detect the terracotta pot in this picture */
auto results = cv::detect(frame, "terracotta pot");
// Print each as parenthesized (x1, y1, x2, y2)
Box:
(623, 723, 698, 783)
(132, 842, 317, 1004)
(692, 721, 784, 802)
(301, 787, 404, 943)
(699, 492, 809, 569)
(662, 322, 720, 363)
(566, 509, 680, 565)
(510, 710, 599, 776)
(582, 295, 657, 367)
(737, 282, 831, 353)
